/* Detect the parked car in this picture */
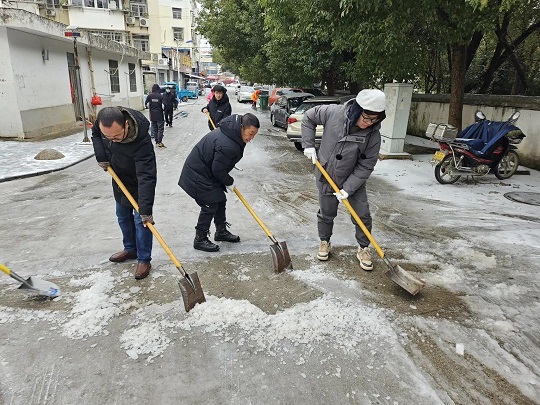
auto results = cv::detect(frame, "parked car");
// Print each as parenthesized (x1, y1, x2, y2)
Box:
(268, 87, 304, 106)
(286, 96, 343, 150)
(270, 92, 314, 129)
(302, 88, 325, 96)
(237, 85, 255, 102)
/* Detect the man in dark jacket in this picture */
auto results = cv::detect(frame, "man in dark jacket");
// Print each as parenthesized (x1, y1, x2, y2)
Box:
(92, 107, 157, 280)
(162, 85, 178, 127)
(179, 113, 260, 252)
(145, 84, 166, 148)
(301, 89, 386, 271)
(201, 84, 232, 130)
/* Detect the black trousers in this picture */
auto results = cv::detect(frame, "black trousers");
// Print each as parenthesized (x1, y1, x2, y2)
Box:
(195, 201, 226, 232)
(164, 107, 174, 125)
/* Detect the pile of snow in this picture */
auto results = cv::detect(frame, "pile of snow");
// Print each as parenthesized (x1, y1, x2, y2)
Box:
(120, 321, 171, 361)
(62, 271, 123, 339)
(177, 294, 394, 356)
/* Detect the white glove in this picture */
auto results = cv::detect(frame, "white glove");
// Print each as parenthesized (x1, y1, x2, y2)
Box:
(333, 189, 349, 201)
(303, 147, 317, 164)
(226, 183, 235, 192)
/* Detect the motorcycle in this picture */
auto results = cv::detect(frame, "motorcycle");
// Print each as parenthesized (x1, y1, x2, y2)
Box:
(428, 111, 526, 184)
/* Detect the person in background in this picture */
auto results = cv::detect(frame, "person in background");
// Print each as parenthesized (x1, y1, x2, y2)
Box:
(251, 88, 261, 110)
(145, 84, 166, 148)
(301, 89, 386, 271)
(178, 113, 260, 252)
(91, 106, 157, 280)
(162, 85, 178, 127)
(206, 87, 215, 103)
(201, 84, 232, 130)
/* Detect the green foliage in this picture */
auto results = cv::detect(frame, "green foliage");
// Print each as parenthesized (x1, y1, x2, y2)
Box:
(196, 0, 540, 95)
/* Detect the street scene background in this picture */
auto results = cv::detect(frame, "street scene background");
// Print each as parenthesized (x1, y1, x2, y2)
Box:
(1, 89, 540, 404)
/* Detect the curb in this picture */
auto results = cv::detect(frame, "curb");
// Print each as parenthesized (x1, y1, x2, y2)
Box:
(0, 154, 95, 184)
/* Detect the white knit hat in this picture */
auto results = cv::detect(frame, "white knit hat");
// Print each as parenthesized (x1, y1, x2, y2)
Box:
(356, 89, 386, 112)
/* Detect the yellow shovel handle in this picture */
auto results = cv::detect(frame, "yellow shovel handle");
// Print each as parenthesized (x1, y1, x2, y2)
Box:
(233, 187, 276, 242)
(314, 159, 384, 259)
(106, 167, 185, 272)
(0, 263, 11, 276)
(206, 112, 217, 130)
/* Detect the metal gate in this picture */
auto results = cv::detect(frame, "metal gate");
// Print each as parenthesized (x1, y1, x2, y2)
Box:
(67, 53, 83, 121)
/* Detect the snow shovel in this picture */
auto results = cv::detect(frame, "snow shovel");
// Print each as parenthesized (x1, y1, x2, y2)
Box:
(106, 167, 205, 312)
(0, 263, 60, 298)
(232, 187, 292, 273)
(314, 160, 425, 295)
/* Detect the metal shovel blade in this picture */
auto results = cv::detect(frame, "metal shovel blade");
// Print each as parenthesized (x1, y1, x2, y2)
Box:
(177, 272, 206, 312)
(270, 241, 293, 273)
(382, 257, 425, 295)
(18, 277, 61, 298)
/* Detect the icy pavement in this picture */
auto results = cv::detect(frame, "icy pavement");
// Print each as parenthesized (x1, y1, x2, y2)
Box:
(1, 97, 540, 404)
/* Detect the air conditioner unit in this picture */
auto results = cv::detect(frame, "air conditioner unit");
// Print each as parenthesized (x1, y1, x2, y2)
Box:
(139, 18, 149, 27)
(46, 9, 56, 16)
(126, 16, 136, 25)
(158, 58, 169, 66)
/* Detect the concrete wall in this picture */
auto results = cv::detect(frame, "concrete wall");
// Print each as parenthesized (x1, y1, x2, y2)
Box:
(408, 94, 540, 170)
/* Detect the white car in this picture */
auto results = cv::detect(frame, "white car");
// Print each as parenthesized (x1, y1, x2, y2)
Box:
(237, 86, 254, 103)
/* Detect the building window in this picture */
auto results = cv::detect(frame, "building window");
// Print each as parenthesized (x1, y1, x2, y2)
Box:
(87, 30, 127, 44)
(108, 60, 120, 93)
(173, 27, 184, 42)
(128, 63, 137, 92)
(132, 34, 149, 52)
(172, 7, 182, 19)
(130, 1, 147, 17)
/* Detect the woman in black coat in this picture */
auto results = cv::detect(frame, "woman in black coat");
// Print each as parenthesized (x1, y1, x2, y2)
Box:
(201, 84, 232, 130)
(179, 113, 260, 252)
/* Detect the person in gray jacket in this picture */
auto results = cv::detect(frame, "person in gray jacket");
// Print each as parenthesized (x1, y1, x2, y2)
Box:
(301, 89, 386, 271)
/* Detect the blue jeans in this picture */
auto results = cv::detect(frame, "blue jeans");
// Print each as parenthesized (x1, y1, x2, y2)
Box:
(115, 203, 153, 262)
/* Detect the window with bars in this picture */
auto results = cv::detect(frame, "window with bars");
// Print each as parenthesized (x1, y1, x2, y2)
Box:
(132, 35, 149, 52)
(87, 30, 127, 44)
(173, 27, 184, 42)
(108, 60, 120, 93)
(172, 7, 182, 19)
(130, 1, 147, 17)
(128, 63, 137, 92)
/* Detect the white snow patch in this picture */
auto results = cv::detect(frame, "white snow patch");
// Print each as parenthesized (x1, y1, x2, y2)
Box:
(120, 322, 171, 361)
(62, 271, 123, 339)
(177, 294, 394, 356)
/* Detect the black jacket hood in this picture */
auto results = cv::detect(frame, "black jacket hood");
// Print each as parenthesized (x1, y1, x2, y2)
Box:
(219, 114, 245, 148)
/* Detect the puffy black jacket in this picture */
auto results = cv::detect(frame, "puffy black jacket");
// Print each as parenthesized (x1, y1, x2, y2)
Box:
(91, 107, 157, 215)
(203, 94, 232, 130)
(178, 114, 245, 205)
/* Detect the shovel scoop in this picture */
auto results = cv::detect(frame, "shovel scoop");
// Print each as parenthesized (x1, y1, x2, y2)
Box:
(1, 263, 60, 298)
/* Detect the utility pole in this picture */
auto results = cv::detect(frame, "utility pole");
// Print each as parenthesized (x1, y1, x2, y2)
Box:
(65, 30, 90, 144)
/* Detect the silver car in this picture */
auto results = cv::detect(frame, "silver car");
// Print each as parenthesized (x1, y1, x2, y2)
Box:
(237, 86, 254, 103)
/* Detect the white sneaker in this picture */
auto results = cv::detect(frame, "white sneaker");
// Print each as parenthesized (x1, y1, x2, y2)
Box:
(317, 241, 331, 261)
(357, 247, 373, 271)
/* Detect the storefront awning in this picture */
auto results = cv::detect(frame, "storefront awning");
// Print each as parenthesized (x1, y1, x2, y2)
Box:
(186, 73, 206, 80)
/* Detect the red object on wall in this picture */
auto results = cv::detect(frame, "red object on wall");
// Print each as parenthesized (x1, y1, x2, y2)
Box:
(91, 95, 102, 106)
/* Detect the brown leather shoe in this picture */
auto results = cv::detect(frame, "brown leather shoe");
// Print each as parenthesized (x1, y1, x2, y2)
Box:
(135, 262, 151, 280)
(109, 250, 137, 263)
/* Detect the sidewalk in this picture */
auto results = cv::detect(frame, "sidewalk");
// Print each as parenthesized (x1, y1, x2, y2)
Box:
(0, 131, 95, 183)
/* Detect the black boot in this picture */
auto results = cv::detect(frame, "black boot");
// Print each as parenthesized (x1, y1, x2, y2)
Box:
(194, 230, 220, 252)
(214, 222, 240, 243)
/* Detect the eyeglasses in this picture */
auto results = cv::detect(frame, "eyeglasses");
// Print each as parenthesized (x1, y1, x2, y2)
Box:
(360, 113, 379, 124)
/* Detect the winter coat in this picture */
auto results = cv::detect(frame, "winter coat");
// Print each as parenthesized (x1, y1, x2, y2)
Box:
(301, 98, 382, 196)
(202, 93, 232, 129)
(91, 107, 157, 215)
(178, 114, 245, 205)
(145, 85, 164, 121)
(162, 90, 178, 109)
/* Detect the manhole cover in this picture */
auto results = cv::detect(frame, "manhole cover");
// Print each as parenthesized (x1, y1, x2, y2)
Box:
(504, 192, 540, 206)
